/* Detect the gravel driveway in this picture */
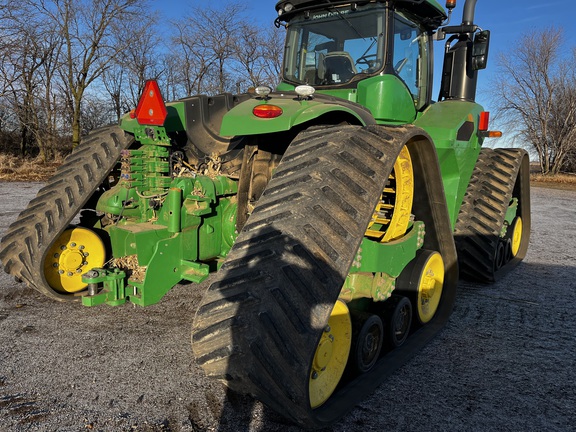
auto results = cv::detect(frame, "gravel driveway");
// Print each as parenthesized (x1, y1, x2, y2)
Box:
(1, 183, 575, 431)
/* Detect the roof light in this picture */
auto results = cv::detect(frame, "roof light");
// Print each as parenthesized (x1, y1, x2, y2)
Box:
(446, 1, 456, 10)
(255, 85, 272, 97)
(295, 85, 315, 98)
(253, 104, 283, 119)
(284, 3, 294, 12)
(134, 80, 167, 126)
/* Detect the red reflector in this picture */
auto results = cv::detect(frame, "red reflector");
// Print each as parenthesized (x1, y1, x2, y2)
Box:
(134, 80, 168, 126)
(253, 104, 283, 119)
(479, 111, 490, 131)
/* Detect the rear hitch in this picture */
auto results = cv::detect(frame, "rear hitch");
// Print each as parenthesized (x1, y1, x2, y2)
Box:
(81, 268, 128, 307)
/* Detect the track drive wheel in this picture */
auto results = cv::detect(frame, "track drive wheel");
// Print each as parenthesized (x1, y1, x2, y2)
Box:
(43, 227, 106, 293)
(309, 300, 352, 409)
(365, 145, 413, 242)
(397, 250, 444, 324)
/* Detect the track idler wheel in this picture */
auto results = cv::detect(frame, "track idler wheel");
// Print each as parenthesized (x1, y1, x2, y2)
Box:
(494, 241, 506, 271)
(349, 311, 384, 374)
(43, 227, 106, 293)
(510, 216, 523, 257)
(309, 300, 352, 409)
(397, 250, 444, 325)
(385, 296, 412, 348)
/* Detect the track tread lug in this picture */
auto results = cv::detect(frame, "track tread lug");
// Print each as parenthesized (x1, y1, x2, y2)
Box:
(455, 148, 530, 282)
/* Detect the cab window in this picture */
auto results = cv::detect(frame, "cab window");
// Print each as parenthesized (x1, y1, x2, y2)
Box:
(393, 12, 429, 109)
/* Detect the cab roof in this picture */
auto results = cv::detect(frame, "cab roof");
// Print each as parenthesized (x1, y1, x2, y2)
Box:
(275, 0, 447, 30)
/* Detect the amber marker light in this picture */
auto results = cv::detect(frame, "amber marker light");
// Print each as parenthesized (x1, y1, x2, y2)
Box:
(478, 111, 502, 138)
(253, 104, 283, 119)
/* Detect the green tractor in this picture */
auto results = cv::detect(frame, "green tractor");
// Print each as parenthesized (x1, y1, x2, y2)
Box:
(0, 0, 530, 428)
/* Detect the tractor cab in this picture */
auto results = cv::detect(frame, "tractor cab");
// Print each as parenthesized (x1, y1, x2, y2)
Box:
(276, 0, 447, 112)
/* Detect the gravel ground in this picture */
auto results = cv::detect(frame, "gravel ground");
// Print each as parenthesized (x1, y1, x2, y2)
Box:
(1, 183, 575, 432)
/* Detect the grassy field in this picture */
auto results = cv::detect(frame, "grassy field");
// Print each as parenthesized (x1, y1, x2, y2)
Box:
(1, 153, 575, 189)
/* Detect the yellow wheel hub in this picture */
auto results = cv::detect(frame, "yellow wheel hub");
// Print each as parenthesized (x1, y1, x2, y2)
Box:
(309, 300, 352, 409)
(417, 251, 444, 324)
(43, 227, 106, 293)
(511, 216, 523, 257)
(365, 146, 413, 243)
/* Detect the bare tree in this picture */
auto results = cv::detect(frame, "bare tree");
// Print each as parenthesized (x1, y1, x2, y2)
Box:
(103, 14, 164, 117)
(170, 2, 284, 96)
(171, 2, 248, 95)
(33, 0, 146, 147)
(233, 23, 283, 90)
(0, 2, 64, 159)
(0, 0, 286, 158)
(493, 27, 576, 175)
(169, 20, 215, 97)
(259, 26, 285, 89)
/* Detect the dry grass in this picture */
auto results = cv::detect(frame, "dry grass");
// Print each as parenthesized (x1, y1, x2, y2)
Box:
(0, 153, 64, 182)
(1, 152, 575, 190)
(531, 172, 576, 184)
(531, 173, 576, 190)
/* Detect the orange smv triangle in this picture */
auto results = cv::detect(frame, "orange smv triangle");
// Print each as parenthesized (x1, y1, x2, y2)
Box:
(134, 80, 168, 126)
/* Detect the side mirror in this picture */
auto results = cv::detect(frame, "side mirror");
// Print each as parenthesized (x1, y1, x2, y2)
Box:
(472, 30, 490, 70)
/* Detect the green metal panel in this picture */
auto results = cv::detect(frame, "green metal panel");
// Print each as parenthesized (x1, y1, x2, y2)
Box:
(357, 75, 417, 124)
(277, 76, 417, 125)
(219, 95, 368, 136)
(414, 100, 484, 227)
(351, 221, 425, 276)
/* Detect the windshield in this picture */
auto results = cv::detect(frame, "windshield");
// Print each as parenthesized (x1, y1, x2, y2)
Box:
(283, 5, 386, 86)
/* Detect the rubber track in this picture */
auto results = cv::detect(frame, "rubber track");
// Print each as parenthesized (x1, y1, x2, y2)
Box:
(192, 125, 458, 428)
(454, 148, 530, 282)
(0, 125, 134, 301)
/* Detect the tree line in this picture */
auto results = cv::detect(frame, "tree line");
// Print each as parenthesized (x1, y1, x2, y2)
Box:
(0, 0, 574, 176)
(0, 0, 282, 160)
(493, 27, 576, 175)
